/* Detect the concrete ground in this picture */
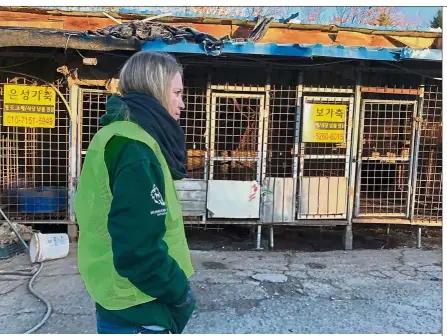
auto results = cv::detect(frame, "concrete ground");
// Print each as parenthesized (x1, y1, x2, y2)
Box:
(0, 244, 442, 334)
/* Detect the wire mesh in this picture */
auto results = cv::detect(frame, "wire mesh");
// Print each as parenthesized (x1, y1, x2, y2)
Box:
(358, 100, 415, 216)
(179, 86, 207, 179)
(210, 95, 262, 181)
(303, 159, 346, 177)
(0, 77, 70, 223)
(80, 89, 110, 166)
(414, 83, 442, 224)
(79, 86, 207, 179)
(266, 86, 297, 178)
(302, 68, 355, 92)
(78, 87, 212, 230)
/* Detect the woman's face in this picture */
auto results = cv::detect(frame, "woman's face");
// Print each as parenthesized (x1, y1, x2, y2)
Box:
(168, 72, 185, 121)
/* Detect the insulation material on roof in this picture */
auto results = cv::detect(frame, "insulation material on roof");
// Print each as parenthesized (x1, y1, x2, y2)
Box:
(0, 8, 441, 49)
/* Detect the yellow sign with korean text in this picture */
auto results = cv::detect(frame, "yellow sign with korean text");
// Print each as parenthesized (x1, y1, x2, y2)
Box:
(302, 103, 347, 143)
(2, 84, 56, 128)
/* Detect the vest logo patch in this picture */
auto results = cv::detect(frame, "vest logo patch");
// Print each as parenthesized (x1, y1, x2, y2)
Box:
(151, 184, 166, 206)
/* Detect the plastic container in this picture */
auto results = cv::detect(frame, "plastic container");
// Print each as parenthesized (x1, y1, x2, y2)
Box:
(0, 241, 26, 260)
(17, 186, 67, 213)
(29, 233, 70, 263)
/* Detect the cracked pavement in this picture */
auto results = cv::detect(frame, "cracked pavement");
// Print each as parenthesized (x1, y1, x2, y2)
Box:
(0, 245, 442, 334)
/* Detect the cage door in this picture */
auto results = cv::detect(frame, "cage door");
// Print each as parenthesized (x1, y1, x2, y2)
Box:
(206, 93, 266, 219)
(355, 99, 417, 217)
(297, 96, 354, 219)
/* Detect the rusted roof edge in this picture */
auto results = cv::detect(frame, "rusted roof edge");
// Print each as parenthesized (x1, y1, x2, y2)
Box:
(0, 6, 442, 38)
(0, 26, 140, 51)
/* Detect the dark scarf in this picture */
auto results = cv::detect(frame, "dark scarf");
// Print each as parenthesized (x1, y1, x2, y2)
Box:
(104, 92, 188, 179)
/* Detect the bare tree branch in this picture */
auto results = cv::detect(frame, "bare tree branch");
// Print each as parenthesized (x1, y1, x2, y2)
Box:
(300, 7, 326, 24)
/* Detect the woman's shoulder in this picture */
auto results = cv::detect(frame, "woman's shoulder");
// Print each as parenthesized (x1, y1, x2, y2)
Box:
(105, 136, 161, 170)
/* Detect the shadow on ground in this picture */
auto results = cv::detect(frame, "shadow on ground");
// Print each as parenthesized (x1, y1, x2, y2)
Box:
(185, 224, 442, 252)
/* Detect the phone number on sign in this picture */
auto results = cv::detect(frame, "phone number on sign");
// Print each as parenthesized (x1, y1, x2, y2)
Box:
(4, 114, 54, 127)
(315, 132, 344, 142)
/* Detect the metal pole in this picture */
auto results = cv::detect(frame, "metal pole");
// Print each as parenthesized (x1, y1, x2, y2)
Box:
(203, 73, 212, 222)
(269, 225, 274, 249)
(256, 224, 262, 249)
(354, 97, 366, 217)
(295, 72, 303, 219)
(409, 82, 424, 223)
(416, 225, 422, 249)
(345, 71, 362, 250)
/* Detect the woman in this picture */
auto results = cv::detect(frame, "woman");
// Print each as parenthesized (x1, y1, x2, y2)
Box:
(74, 51, 195, 334)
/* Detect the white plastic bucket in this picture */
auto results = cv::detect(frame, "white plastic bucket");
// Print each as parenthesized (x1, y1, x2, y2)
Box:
(29, 233, 70, 263)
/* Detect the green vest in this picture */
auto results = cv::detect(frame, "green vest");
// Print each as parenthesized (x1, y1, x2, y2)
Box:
(74, 121, 194, 311)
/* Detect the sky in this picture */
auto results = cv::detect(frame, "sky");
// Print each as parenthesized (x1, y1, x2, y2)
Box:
(400, 6, 440, 19)
(281, 6, 441, 28)
(401, 7, 441, 27)
(319, 7, 439, 19)
(329, 6, 439, 28)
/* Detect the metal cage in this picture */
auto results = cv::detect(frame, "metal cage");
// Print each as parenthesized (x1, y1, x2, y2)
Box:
(0, 77, 70, 224)
(413, 83, 442, 225)
(355, 99, 418, 218)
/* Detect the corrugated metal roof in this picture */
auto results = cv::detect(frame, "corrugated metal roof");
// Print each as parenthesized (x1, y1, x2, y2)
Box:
(400, 47, 442, 61)
(141, 39, 441, 62)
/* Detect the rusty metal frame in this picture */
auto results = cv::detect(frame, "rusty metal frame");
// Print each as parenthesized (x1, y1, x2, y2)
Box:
(303, 87, 354, 94)
(360, 86, 421, 95)
(210, 84, 266, 92)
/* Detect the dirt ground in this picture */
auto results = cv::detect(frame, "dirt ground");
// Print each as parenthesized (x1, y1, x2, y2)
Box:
(0, 245, 442, 334)
(185, 224, 442, 251)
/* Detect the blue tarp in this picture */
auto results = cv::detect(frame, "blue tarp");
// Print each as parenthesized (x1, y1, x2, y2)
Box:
(142, 39, 441, 62)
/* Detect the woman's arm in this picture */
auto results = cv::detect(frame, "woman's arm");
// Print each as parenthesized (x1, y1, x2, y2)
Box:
(105, 137, 189, 306)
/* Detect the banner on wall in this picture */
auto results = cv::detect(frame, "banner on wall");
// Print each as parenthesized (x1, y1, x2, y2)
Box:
(2, 84, 56, 128)
(302, 103, 347, 143)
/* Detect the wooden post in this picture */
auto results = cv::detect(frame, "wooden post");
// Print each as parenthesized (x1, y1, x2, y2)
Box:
(68, 84, 80, 242)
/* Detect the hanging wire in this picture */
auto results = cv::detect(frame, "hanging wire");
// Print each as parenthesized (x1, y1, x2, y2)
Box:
(0, 69, 74, 123)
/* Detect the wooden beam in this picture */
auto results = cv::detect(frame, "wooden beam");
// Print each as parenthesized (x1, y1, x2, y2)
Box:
(360, 86, 421, 95)
(0, 27, 140, 51)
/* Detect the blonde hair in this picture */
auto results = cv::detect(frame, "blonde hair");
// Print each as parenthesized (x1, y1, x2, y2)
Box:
(118, 51, 183, 111)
